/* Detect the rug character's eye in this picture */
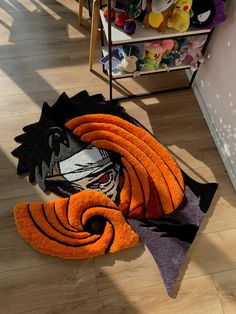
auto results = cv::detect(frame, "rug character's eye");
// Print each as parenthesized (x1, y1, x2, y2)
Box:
(98, 173, 110, 184)
(87, 171, 112, 189)
(183, 5, 188, 11)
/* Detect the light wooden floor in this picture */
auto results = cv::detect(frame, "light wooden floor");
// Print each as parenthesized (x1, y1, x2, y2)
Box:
(0, 1, 236, 313)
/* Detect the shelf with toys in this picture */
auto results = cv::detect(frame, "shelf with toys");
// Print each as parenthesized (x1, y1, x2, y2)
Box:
(101, 35, 209, 79)
(100, 9, 211, 46)
(102, 46, 192, 78)
(99, 0, 227, 100)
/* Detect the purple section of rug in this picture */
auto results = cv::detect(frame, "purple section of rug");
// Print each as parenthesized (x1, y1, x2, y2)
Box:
(128, 185, 207, 295)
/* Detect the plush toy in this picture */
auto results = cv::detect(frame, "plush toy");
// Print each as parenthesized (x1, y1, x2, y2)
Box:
(119, 45, 144, 73)
(143, 0, 176, 30)
(103, 7, 116, 22)
(167, 0, 193, 32)
(143, 40, 175, 70)
(190, 0, 215, 28)
(124, 19, 136, 34)
(143, 0, 164, 28)
(181, 35, 207, 71)
(190, 0, 227, 29)
(158, 5, 174, 32)
(115, 11, 128, 28)
(161, 37, 185, 69)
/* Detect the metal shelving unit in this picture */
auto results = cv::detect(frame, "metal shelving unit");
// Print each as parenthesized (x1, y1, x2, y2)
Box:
(100, 1, 214, 100)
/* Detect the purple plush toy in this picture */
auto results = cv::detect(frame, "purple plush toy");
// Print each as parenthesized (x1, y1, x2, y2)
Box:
(190, 0, 227, 29)
(207, 0, 227, 29)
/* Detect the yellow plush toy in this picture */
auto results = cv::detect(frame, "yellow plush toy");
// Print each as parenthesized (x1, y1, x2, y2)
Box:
(167, 0, 193, 32)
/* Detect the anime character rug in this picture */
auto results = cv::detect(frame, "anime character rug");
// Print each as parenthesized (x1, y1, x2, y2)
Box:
(12, 90, 217, 295)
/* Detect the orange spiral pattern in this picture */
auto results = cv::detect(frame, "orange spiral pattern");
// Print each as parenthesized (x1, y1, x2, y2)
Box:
(66, 114, 185, 218)
(14, 190, 139, 259)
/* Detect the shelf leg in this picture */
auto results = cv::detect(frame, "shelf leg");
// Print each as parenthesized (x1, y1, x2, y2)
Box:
(78, 0, 84, 26)
(107, 0, 113, 101)
(89, 0, 99, 70)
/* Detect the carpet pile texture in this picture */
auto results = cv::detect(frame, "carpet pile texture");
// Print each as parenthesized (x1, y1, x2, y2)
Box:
(12, 90, 218, 294)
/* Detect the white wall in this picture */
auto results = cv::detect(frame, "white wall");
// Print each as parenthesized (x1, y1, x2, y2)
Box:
(192, 0, 236, 190)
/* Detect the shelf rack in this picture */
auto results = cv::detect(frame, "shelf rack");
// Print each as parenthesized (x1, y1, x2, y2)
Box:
(100, 1, 214, 100)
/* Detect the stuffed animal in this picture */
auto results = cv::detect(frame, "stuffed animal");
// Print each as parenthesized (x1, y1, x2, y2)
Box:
(143, 40, 175, 70)
(190, 0, 227, 29)
(190, 0, 215, 28)
(119, 45, 144, 73)
(143, 0, 176, 30)
(115, 11, 128, 28)
(181, 35, 207, 71)
(103, 7, 115, 22)
(143, 0, 164, 28)
(167, 0, 193, 32)
(158, 5, 174, 32)
(124, 19, 136, 34)
(161, 37, 185, 69)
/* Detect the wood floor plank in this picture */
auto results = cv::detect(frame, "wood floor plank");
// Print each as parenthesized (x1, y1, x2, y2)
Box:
(0, 53, 71, 78)
(182, 230, 236, 279)
(0, 259, 97, 314)
(0, 91, 56, 119)
(94, 246, 162, 297)
(0, 192, 57, 231)
(98, 275, 223, 314)
(152, 115, 212, 145)
(0, 9, 82, 28)
(201, 194, 236, 234)
(0, 66, 106, 97)
(14, 276, 223, 314)
(0, 168, 43, 199)
(168, 137, 224, 171)
(0, 37, 87, 60)
(0, 22, 68, 43)
(0, 113, 39, 142)
(213, 269, 236, 314)
(183, 164, 235, 196)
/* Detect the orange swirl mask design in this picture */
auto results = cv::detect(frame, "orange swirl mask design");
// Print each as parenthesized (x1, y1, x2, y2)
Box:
(14, 190, 139, 259)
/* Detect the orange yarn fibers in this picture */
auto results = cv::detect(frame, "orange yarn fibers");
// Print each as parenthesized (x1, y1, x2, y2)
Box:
(66, 114, 184, 217)
(14, 190, 139, 259)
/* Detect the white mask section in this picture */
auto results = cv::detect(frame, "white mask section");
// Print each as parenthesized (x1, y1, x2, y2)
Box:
(59, 146, 113, 181)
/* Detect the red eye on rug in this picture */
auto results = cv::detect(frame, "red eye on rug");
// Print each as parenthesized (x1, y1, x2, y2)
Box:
(183, 6, 188, 10)
(98, 173, 110, 184)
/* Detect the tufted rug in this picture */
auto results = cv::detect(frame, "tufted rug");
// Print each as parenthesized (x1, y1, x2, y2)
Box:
(12, 90, 217, 295)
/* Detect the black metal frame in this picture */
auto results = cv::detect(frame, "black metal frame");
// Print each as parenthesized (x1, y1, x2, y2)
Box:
(101, 1, 214, 101)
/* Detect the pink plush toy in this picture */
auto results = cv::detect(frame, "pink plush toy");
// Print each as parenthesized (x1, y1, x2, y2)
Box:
(143, 40, 174, 70)
(181, 35, 207, 71)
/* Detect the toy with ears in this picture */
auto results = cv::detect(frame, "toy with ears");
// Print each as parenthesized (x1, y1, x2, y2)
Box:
(143, 40, 175, 70)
